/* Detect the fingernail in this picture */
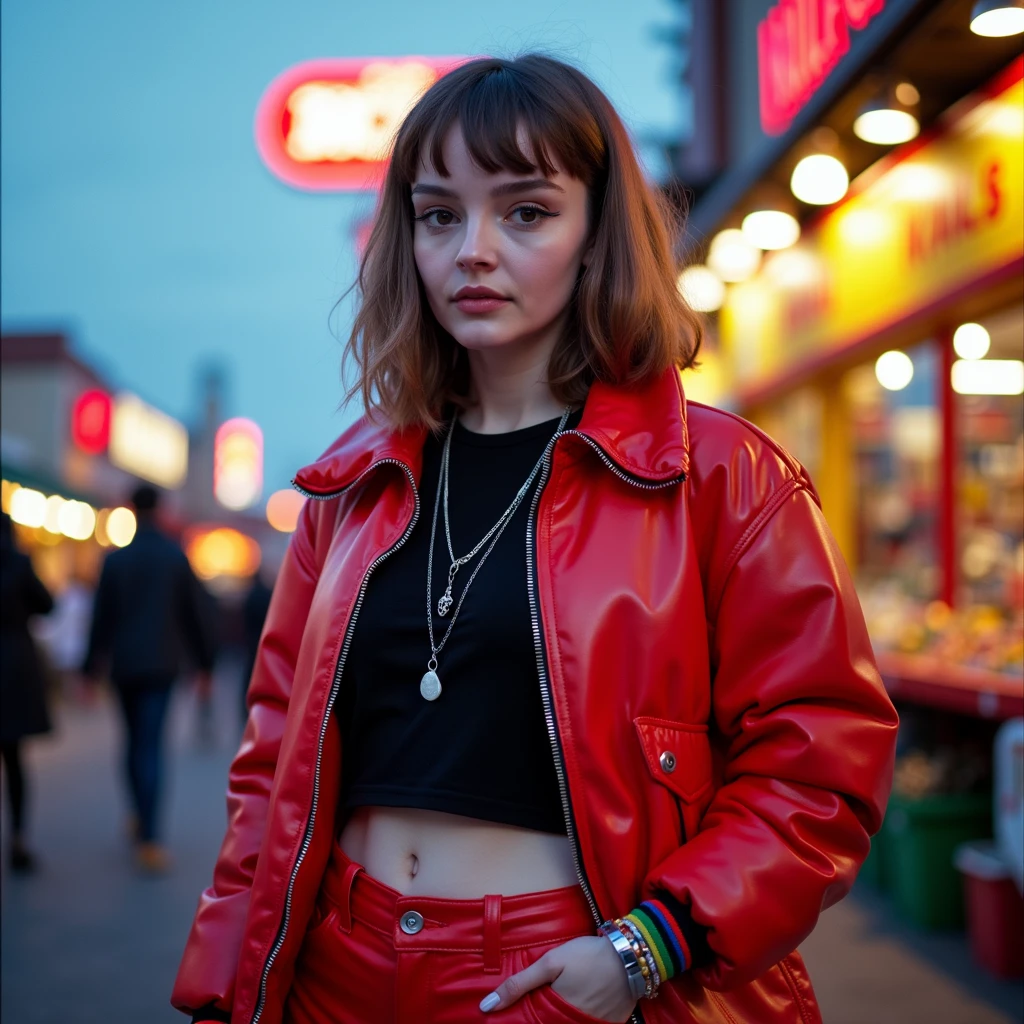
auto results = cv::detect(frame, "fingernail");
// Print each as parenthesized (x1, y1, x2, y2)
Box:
(480, 992, 500, 1012)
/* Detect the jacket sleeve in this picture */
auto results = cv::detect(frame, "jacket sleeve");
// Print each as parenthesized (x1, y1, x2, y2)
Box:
(644, 481, 898, 990)
(171, 500, 323, 1018)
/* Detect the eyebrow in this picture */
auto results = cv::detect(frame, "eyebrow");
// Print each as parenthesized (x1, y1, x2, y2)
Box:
(410, 178, 565, 199)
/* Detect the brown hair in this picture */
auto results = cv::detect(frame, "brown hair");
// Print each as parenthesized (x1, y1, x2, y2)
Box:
(345, 53, 702, 431)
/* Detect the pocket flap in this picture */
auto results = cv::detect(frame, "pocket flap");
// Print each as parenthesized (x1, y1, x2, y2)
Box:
(634, 717, 712, 803)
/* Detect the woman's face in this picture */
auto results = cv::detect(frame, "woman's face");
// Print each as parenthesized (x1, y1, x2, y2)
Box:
(412, 125, 591, 364)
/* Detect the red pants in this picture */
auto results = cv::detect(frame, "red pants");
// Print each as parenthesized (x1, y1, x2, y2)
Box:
(285, 840, 605, 1024)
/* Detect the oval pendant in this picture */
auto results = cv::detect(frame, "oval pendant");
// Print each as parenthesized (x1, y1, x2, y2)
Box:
(420, 670, 442, 702)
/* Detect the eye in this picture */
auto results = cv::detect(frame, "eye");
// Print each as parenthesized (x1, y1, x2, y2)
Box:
(508, 205, 558, 226)
(414, 208, 459, 228)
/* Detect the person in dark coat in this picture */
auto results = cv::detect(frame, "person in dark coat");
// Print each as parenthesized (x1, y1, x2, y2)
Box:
(82, 484, 215, 873)
(0, 511, 54, 872)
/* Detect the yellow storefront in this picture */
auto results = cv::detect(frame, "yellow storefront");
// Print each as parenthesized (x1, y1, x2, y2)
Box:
(720, 61, 1023, 706)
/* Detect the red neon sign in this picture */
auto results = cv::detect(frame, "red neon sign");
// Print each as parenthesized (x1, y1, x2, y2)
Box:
(71, 389, 112, 455)
(254, 56, 467, 192)
(758, 0, 886, 136)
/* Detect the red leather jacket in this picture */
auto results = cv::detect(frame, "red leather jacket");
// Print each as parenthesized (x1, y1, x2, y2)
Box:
(173, 368, 898, 1024)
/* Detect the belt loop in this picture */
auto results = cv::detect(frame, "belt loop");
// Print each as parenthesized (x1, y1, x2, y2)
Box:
(483, 894, 502, 973)
(335, 861, 361, 934)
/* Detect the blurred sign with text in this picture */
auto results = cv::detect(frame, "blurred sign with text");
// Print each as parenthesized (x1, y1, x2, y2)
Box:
(109, 393, 189, 489)
(255, 56, 466, 191)
(759, 0, 886, 135)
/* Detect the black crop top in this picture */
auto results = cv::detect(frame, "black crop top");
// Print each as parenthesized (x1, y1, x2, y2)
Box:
(337, 409, 583, 834)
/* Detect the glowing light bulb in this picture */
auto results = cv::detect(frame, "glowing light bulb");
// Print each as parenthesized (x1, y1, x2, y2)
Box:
(853, 109, 920, 145)
(106, 507, 137, 547)
(707, 229, 761, 283)
(953, 323, 991, 360)
(10, 488, 47, 528)
(790, 154, 849, 205)
(875, 350, 914, 391)
(677, 266, 726, 313)
(741, 210, 801, 250)
(970, 1, 1024, 37)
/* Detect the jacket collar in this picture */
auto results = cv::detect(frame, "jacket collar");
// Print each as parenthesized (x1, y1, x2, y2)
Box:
(293, 367, 688, 497)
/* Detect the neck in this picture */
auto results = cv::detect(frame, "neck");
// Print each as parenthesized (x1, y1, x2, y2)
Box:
(459, 335, 566, 435)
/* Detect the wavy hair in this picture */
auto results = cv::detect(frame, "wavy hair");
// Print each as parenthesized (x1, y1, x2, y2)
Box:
(345, 53, 702, 431)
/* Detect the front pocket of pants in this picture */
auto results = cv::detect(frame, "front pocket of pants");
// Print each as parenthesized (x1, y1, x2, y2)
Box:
(526, 983, 610, 1024)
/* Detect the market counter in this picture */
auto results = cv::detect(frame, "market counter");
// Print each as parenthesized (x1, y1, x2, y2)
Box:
(876, 651, 1024, 720)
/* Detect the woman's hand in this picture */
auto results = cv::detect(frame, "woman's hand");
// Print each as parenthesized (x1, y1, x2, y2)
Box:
(479, 935, 635, 1022)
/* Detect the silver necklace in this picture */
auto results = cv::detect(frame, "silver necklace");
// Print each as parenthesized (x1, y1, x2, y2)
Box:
(421, 407, 570, 701)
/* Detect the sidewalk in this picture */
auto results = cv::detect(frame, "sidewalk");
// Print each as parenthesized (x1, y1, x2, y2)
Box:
(2, 673, 1022, 1023)
(801, 884, 1022, 1023)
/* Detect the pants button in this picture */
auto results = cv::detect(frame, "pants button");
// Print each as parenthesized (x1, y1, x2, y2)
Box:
(400, 910, 424, 935)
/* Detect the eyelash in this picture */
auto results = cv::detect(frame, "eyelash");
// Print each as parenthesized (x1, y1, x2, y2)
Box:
(413, 204, 559, 228)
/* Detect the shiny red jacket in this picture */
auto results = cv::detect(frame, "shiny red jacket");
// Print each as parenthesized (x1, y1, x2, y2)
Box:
(173, 368, 898, 1024)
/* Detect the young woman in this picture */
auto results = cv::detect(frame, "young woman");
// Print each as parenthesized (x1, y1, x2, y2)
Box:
(173, 55, 898, 1024)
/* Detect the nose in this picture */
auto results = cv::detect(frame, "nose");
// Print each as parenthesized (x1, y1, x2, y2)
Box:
(455, 215, 498, 271)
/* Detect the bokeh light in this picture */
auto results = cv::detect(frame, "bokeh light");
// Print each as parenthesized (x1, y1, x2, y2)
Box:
(105, 507, 137, 548)
(677, 266, 726, 313)
(953, 323, 992, 360)
(741, 210, 801, 250)
(875, 350, 915, 391)
(266, 489, 306, 533)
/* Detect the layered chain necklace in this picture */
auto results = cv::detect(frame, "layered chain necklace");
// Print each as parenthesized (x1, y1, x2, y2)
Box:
(420, 407, 571, 701)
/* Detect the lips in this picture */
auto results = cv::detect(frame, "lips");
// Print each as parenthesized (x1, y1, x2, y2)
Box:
(452, 286, 508, 300)
(452, 286, 510, 314)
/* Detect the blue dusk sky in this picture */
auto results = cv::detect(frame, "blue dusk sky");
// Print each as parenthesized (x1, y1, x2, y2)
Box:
(1, 0, 689, 497)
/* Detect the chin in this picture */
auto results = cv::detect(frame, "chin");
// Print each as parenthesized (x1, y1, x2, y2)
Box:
(445, 321, 525, 353)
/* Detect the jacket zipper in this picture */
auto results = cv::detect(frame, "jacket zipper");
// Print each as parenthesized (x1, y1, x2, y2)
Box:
(527, 431, 683, 1024)
(250, 460, 420, 1024)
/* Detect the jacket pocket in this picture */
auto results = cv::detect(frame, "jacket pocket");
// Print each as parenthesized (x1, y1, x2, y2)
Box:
(634, 717, 713, 840)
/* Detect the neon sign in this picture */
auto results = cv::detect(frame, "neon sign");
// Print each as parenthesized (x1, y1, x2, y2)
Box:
(254, 56, 466, 192)
(71, 389, 113, 455)
(214, 418, 263, 511)
(758, 0, 886, 135)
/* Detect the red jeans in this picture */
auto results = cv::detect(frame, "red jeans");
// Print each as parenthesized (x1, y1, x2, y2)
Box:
(284, 840, 607, 1024)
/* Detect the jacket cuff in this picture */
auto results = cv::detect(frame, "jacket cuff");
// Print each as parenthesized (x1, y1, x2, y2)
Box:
(622, 892, 713, 980)
(190, 1004, 231, 1023)
(657, 889, 713, 968)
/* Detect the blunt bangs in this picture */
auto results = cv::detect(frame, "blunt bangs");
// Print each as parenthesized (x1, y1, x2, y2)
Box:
(391, 58, 606, 188)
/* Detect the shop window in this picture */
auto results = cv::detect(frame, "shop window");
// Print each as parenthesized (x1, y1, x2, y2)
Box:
(847, 343, 941, 646)
(955, 305, 1024, 671)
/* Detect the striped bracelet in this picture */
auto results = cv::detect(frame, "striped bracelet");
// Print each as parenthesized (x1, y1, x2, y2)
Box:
(622, 900, 692, 983)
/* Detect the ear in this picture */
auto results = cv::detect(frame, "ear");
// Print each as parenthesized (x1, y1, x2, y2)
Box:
(581, 237, 596, 269)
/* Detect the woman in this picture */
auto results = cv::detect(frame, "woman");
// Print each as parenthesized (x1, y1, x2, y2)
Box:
(0, 511, 54, 873)
(174, 55, 897, 1024)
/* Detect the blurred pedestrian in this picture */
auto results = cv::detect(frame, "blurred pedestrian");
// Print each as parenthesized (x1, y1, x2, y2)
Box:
(31, 569, 93, 698)
(82, 484, 214, 873)
(0, 511, 54, 873)
(173, 56, 897, 1024)
(239, 568, 273, 725)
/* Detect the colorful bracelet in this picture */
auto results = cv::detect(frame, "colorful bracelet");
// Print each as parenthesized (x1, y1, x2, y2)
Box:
(622, 900, 692, 983)
(618, 917, 659, 995)
(617, 917, 660, 998)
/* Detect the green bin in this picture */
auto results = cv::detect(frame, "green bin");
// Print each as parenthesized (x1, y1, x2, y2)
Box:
(884, 790, 992, 929)
(858, 826, 890, 891)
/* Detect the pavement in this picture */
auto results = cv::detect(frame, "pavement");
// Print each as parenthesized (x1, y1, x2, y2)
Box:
(2, 668, 1022, 1024)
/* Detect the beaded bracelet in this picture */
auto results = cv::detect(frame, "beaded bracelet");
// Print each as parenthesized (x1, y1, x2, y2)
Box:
(617, 917, 660, 999)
